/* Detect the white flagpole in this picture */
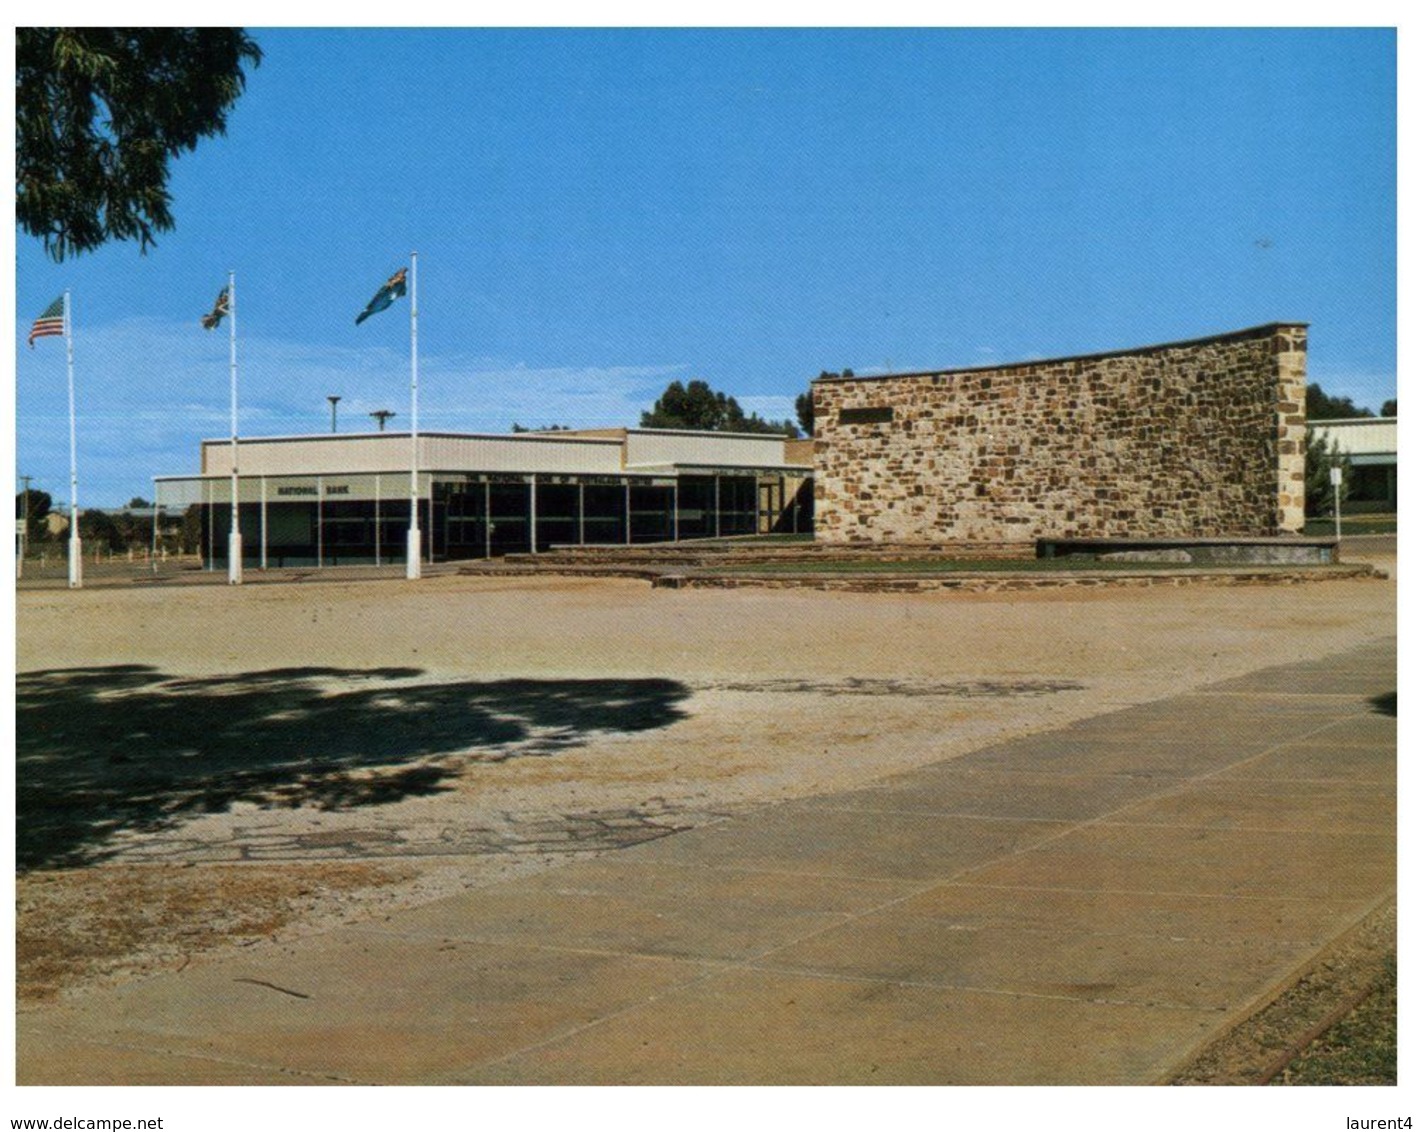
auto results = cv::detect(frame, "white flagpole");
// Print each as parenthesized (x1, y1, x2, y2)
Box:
(64, 290, 82, 589)
(227, 271, 244, 583)
(406, 251, 421, 580)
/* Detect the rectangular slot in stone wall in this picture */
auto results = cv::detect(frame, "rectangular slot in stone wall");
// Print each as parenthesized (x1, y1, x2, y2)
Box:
(837, 406, 895, 425)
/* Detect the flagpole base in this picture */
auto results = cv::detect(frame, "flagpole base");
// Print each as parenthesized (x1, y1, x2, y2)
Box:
(69, 535, 83, 589)
(228, 532, 244, 585)
(406, 527, 422, 580)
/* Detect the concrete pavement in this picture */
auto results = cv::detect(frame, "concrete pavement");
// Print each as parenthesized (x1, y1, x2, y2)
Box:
(17, 637, 1396, 1085)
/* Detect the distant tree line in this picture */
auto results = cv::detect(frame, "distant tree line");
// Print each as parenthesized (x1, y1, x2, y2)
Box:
(1306, 384, 1395, 420)
(15, 490, 193, 554)
(640, 380, 798, 436)
(627, 373, 861, 439)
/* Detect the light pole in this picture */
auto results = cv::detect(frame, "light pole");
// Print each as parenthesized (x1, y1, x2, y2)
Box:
(328, 395, 342, 433)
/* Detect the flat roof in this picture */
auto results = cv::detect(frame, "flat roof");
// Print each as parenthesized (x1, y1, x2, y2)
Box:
(199, 430, 623, 448)
(201, 427, 801, 447)
(526, 427, 799, 441)
(811, 322, 1310, 386)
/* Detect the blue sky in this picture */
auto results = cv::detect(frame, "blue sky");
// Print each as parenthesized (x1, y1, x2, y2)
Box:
(13, 27, 1397, 507)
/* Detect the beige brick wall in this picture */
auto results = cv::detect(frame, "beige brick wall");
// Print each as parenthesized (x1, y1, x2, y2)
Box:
(813, 323, 1307, 544)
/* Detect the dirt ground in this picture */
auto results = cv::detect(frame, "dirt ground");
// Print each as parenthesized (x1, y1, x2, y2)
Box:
(13, 551, 1396, 1078)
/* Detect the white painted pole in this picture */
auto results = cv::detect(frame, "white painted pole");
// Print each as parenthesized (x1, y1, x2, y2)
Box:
(1331, 464, 1343, 542)
(64, 291, 82, 588)
(406, 251, 422, 579)
(228, 271, 243, 584)
(150, 481, 159, 574)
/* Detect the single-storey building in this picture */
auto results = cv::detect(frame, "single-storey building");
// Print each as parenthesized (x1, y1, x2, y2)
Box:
(155, 428, 812, 569)
(1307, 416, 1397, 511)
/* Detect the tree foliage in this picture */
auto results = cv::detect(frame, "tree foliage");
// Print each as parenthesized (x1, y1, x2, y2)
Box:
(78, 508, 122, 550)
(16, 489, 53, 545)
(1305, 383, 1374, 421)
(1304, 427, 1352, 518)
(16, 28, 262, 260)
(640, 380, 797, 436)
(1381, 398, 1397, 417)
(795, 391, 815, 437)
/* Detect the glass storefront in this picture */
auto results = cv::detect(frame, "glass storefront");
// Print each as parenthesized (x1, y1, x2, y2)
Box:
(160, 468, 805, 570)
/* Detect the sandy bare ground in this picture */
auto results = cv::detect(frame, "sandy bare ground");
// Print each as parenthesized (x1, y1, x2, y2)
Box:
(14, 555, 1395, 1005)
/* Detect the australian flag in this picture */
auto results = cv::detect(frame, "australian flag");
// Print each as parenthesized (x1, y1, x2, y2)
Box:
(355, 267, 408, 325)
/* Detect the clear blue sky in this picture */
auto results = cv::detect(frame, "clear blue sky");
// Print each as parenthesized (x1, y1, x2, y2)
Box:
(13, 27, 1397, 507)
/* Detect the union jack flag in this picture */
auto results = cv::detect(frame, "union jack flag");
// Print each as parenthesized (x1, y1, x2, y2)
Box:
(28, 296, 64, 348)
(201, 286, 231, 331)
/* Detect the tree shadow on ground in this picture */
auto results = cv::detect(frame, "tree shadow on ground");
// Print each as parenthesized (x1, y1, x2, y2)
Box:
(1370, 692, 1396, 718)
(15, 665, 690, 871)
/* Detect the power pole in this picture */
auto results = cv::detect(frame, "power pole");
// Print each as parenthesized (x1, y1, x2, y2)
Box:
(371, 410, 396, 431)
(18, 474, 32, 579)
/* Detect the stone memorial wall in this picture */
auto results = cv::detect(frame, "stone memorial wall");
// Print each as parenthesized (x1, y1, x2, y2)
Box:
(812, 323, 1307, 543)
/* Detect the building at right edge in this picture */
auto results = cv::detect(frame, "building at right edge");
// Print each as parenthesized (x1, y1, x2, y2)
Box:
(811, 323, 1308, 544)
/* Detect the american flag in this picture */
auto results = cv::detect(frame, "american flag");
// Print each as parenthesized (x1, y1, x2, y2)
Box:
(28, 296, 64, 348)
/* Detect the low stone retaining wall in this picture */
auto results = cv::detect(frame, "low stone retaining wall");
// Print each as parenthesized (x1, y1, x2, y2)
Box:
(651, 564, 1383, 593)
(1038, 536, 1339, 566)
(517, 540, 1037, 568)
(456, 559, 1383, 592)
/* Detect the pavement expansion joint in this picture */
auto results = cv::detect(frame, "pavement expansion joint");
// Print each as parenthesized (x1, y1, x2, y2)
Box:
(43, 1030, 376, 1086)
(723, 959, 1227, 1013)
